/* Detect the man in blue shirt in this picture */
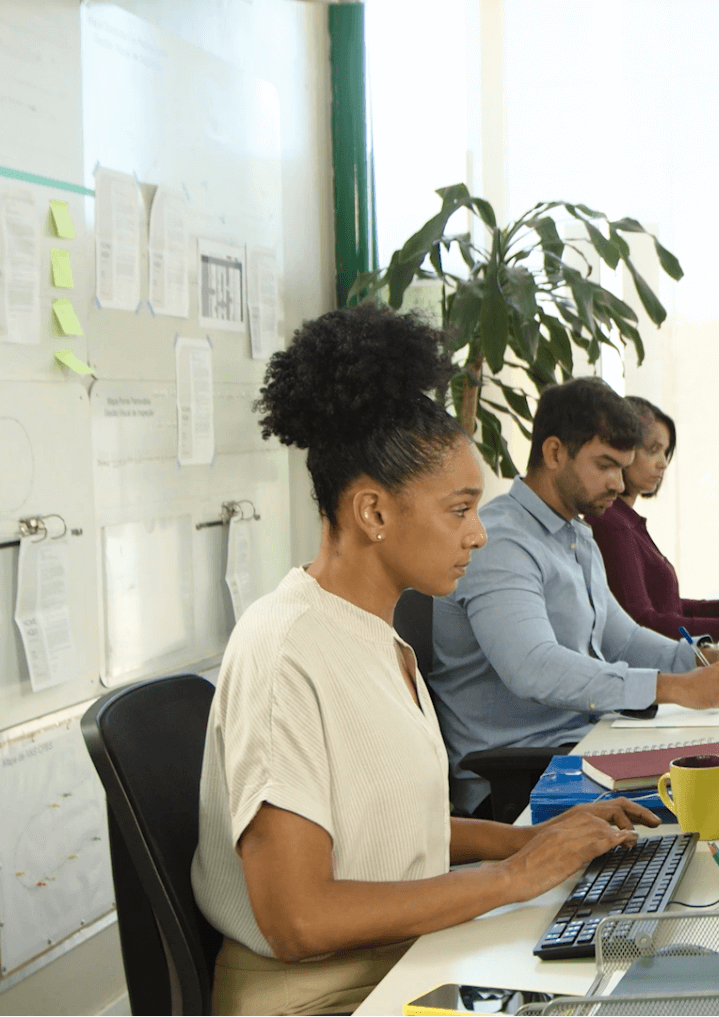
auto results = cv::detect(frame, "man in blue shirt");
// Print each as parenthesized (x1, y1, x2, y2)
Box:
(429, 377, 719, 817)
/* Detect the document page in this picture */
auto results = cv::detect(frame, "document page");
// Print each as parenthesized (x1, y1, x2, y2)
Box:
(197, 239, 244, 332)
(94, 167, 141, 311)
(225, 514, 258, 620)
(248, 246, 280, 359)
(0, 189, 40, 343)
(175, 336, 215, 465)
(14, 536, 79, 692)
(148, 187, 189, 318)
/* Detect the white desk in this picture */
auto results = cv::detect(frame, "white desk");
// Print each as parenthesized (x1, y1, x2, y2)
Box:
(356, 718, 719, 1016)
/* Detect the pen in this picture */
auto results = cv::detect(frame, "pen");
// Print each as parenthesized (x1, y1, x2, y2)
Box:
(679, 626, 711, 667)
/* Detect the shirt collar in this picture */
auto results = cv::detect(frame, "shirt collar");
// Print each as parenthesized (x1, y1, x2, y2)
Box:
(508, 476, 583, 536)
(286, 566, 398, 644)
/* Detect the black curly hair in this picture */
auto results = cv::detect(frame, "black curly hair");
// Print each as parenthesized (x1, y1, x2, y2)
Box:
(254, 303, 466, 529)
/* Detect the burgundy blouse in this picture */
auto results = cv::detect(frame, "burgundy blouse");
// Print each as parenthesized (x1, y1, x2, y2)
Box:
(587, 498, 719, 640)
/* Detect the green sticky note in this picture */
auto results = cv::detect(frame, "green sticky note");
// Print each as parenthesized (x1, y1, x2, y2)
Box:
(49, 199, 75, 239)
(52, 299, 84, 336)
(54, 349, 94, 375)
(51, 248, 74, 288)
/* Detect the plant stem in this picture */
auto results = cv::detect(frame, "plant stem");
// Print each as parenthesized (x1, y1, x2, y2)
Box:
(460, 355, 483, 436)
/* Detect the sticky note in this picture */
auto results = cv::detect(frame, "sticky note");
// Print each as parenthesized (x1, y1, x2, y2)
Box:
(51, 248, 74, 288)
(49, 199, 75, 239)
(54, 350, 94, 375)
(52, 299, 84, 336)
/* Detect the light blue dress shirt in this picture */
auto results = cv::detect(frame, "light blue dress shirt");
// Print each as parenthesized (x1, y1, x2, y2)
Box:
(429, 477, 696, 815)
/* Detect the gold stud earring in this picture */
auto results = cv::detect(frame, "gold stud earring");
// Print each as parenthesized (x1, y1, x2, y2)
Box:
(377, 533, 383, 540)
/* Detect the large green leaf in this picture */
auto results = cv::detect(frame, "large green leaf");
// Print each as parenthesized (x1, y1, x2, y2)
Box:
(429, 243, 443, 277)
(608, 227, 630, 259)
(387, 250, 421, 309)
(584, 221, 620, 270)
(346, 269, 384, 302)
(574, 203, 605, 218)
(612, 217, 646, 233)
(517, 318, 540, 361)
(398, 211, 449, 264)
(486, 378, 533, 421)
(595, 289, 638, 324)
(562, 266, 596, 336)
(531, 216, 564, 280)
(654, 237, 684, 280)
(448, 280, 483, 351)
(480, 246, 509, 373)
(539, 313, 573, 373)
(625, 257, 667, 325)
(472, 197, 497, 228)
(504, 265, 539, 319)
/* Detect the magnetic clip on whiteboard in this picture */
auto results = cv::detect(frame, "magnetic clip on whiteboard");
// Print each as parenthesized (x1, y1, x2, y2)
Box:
(18, 514, 68, 542)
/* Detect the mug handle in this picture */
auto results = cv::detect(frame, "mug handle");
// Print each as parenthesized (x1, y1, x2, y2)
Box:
(657, 771, 676, 815)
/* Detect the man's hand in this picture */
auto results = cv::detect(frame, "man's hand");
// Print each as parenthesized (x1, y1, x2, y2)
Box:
(657, 663, 719, 709)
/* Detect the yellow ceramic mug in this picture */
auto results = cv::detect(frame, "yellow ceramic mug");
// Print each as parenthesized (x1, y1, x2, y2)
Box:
(657, 754, 719, 840)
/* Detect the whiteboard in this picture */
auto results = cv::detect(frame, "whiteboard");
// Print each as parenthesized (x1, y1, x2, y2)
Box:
(0, 0, 293, 986)
(0, 703, 114, 978)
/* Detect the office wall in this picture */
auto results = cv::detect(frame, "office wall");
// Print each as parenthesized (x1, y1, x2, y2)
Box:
(0, 2, 331, 1014)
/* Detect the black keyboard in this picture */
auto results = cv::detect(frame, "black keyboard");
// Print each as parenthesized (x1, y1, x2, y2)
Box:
(534, 832, 698, 960)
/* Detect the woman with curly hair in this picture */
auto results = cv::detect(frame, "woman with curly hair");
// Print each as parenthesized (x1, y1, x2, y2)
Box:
(191, 303, 658, 1016)
(587, 395, 719, 641)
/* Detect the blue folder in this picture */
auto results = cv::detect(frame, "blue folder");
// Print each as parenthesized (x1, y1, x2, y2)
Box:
(529, 755, 676, 825)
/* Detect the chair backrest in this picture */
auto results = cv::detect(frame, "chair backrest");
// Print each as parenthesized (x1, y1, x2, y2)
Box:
(81, 674, 222, 1016)
(393, 589, 434, 679)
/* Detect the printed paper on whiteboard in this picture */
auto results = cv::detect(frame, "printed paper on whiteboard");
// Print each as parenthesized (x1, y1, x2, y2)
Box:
(0, 189, 40, 344)
(175, 336, 214, 465)
(94, 167, 141, 311)
(14, 536, 79, 692)
(248, 247, 280, 359)
(148, 187, 189, 318)
(225, 514, 258, 620)
(198, 238, 244, 332)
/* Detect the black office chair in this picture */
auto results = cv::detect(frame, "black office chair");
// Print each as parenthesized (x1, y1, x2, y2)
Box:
(82, 675, 353, 1016)
(81, 674, 222, 1016)
(393, 589, 568, 824)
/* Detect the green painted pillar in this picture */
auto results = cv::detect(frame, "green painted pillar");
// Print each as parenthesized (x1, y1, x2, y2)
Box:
(329, 3, 377, 308)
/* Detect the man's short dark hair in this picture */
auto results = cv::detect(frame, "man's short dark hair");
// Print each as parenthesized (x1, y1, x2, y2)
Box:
(527, 377, 644, 470)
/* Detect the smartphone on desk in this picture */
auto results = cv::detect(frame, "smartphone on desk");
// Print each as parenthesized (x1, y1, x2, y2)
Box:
(403, 983, 561, 1015)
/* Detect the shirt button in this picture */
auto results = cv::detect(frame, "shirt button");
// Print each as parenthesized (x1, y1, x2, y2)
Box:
(588, 701, 596, 709)
(570, 543, 576, 550)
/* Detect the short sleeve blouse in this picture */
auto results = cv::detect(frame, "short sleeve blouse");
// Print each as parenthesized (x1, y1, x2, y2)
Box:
(191, 568, 451, 957)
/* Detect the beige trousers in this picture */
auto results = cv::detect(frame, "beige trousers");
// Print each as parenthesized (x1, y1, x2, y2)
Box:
(212, 936, 414, 1016)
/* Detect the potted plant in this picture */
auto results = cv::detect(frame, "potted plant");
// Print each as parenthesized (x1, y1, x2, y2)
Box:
(348, 183, 683, 476)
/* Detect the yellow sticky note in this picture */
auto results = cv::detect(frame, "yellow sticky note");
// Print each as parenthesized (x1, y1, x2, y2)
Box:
(49, 199, 75, 239)
(51, 248, 74, 288)
(52, 299, 84, 336)
(54, 349, 94, 375)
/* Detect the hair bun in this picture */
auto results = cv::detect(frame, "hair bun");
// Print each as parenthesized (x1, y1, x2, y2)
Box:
(255, 303, 448, 449)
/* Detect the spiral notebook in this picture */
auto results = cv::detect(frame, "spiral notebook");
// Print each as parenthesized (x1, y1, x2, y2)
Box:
(582, 739, 719, 790)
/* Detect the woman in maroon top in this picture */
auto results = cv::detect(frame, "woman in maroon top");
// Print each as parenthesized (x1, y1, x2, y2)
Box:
(587, 396, 719, 640)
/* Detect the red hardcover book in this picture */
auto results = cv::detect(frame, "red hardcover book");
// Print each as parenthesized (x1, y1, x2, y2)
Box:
(582, 741, 719, 791)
